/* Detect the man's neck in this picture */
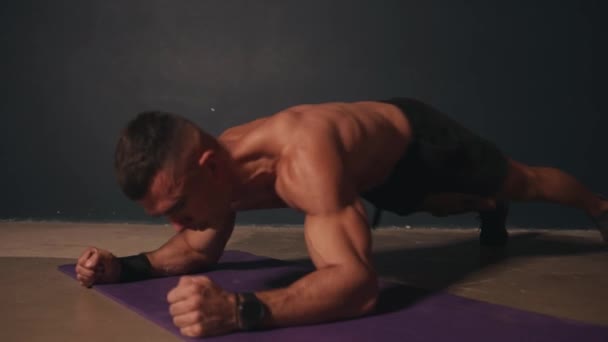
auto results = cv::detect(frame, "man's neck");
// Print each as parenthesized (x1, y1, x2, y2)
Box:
(221, 152, 285, 212)
(218, 126, 287, 211)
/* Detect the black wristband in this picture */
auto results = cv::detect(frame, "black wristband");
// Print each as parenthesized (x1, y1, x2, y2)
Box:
(118, 253, 153, 282)
(237, 292, 267, 330)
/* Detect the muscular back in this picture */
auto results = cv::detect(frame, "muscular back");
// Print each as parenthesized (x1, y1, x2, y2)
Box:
(219, 101, 413, 208)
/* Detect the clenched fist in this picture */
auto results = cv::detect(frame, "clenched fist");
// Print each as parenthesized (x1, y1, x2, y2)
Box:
(75, 247, 121, 287)
(167, 276, 238, 337)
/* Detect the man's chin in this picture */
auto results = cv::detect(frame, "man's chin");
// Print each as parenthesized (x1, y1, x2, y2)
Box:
(188, 225, 207, 231)
(171, 222, 209, 232)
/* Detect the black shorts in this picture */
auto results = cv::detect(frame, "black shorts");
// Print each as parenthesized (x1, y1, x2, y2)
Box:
(361, 98, 509, 216)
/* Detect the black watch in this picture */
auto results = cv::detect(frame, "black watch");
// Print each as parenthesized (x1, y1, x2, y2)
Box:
(236, 292, 267, 331)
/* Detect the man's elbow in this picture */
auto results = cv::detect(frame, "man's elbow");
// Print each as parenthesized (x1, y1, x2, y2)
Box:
(351, 268, 379, 316)
(360, 275, 379, 315)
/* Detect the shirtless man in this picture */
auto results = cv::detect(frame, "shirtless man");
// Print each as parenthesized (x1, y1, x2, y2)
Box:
(75, 98, 608, 337)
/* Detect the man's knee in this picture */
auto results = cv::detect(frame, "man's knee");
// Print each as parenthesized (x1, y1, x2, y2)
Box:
(501, 160, 538, 200)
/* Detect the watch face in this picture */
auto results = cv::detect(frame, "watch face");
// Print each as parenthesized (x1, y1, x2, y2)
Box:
(242, 300, 263, 321)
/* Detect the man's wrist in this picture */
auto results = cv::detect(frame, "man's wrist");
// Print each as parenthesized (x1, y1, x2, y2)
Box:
(235, 292, 267, 331)
(118, 253, 153, 282)
(232, 293, 241, 331)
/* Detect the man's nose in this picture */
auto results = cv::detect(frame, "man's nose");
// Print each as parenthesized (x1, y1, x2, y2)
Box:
(171, 222, 184, 232)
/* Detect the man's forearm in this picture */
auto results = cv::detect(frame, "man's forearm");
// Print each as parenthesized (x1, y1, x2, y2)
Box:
(254, 264, 378, 328)
(145, 233, 217, 277)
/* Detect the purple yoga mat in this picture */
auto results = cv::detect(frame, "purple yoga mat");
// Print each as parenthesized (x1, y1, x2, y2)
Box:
(59, 250, 608, 341)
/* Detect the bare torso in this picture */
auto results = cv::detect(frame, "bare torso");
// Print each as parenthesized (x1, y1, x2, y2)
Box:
(218, 101, 413, 211)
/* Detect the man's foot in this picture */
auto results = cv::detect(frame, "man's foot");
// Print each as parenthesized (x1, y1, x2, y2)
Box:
(591, 195, 608, 243)
(593, 213, 608, 242)
(479, 200, 509, 246)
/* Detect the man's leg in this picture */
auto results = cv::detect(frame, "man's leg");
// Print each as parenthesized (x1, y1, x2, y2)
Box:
(498, 159, 608, 241)
(478, 199, 509, 246)
(499, 159, 607, 216)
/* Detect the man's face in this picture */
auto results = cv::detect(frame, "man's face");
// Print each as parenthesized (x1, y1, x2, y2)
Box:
(140, 160, 230, 232)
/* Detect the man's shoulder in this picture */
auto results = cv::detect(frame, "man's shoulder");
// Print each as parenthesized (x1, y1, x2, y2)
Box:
(273, 124, 348, 212)
(271, 105, 343, 139)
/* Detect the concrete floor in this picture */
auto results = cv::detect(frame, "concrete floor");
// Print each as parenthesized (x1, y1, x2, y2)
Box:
(1, 221, 607, 341)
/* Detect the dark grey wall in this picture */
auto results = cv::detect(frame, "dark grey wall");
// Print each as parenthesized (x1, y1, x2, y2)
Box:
(1, 1, 606, 228)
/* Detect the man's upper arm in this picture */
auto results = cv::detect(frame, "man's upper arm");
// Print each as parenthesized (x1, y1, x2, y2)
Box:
(276, 128, 373, 271)
(303, 199, 373, 273)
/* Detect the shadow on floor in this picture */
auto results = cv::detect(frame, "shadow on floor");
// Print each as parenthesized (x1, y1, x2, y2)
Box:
(215, 232, 606, 314)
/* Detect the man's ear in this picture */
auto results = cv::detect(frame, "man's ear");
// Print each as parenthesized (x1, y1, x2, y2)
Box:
(197, 149, 216, 174)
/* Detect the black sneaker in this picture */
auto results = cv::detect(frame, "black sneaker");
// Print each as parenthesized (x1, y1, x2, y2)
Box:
(479, 200, 509, 246)
(591, 195, 608, 243)
(592, 212, 608, 243)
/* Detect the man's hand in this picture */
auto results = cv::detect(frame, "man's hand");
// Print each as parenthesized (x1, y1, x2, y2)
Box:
(167, 275, 238, 337)
(75, 247, 121, 287)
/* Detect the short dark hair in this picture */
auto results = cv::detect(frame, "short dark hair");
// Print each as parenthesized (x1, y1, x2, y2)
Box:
(114, 111, 189, 200)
